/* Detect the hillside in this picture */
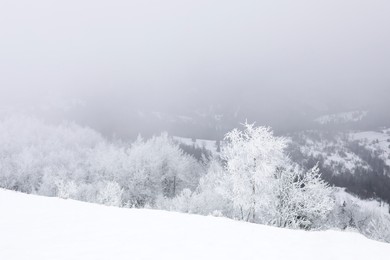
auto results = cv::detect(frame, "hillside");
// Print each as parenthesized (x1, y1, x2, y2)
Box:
(286, 128, 390, 202)
(0, 189, 389, 260)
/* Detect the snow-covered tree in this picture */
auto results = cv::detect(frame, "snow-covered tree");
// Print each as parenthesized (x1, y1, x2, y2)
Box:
(157, 157, 232, 217)
(190, 157, 232, 216)
(219, 123, 334, 227)
(270, 163, 334, 229)
(0, 116, 104, 196)
(364, 211, 390, 243)
(97, 181, 123, 207)
(220, 122, 287, 222)
(55, 179, 78, 199)
(122, 133, 203, 207)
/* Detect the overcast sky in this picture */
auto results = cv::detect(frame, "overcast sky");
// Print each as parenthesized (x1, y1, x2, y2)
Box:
(0, 0, 389, 135)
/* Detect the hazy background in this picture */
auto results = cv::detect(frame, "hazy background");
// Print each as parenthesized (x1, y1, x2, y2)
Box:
(1, 0, 389, 138)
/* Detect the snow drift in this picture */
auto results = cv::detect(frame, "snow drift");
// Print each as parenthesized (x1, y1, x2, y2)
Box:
(0, 189, 389, 260)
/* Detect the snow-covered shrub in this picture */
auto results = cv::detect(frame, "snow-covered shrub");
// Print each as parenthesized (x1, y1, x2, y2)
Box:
(55, 179, 78, 199)
(269, 164, 334, 229)
(157, 158, 232, 217)
(156, 189, 193, 213)
(97, 181, 123, 207)
(327, 189, 390, 242)
(188, 158, 233, 216)
(364, 212, 390, 243)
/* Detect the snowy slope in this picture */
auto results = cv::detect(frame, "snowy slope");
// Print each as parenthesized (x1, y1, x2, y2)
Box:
(300, 137, 369, 173)
(0, 190, 389, 260)
(290, 131, 370, 174)
(351, 128, 390, 168)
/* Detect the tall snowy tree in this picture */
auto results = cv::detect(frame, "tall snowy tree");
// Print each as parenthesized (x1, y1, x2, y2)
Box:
(220, 122, 334, 226)
(220, 122, 287, 222)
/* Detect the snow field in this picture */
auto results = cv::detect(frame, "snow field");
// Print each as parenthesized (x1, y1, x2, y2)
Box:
(1, 189, 389, 260)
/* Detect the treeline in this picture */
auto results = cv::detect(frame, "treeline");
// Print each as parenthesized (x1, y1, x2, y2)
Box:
(0, 116, 203, 207)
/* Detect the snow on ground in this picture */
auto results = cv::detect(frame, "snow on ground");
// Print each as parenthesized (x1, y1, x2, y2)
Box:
(1, 189, 389, 260)
(351, 129, 390, 167)
(325, 152, 365, 172)
(334, 188, 390, 214)
(299, 135, 370, 173)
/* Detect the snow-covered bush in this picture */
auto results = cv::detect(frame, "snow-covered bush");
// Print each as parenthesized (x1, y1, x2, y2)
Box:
(328, 189, 390, 242)
(157, 158, 232, 217)
(156, 189, 193, 213)
(364, 212, 390, 243)
(269, 164, 334, 229)
(55, 179, 78, 199)
(97, 181, 123, 207)
(188, 158, 233, 216)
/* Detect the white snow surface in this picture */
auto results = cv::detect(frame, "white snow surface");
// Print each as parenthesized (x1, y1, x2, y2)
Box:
(351, 129, 390, 167)
(1, 189, 389, 260)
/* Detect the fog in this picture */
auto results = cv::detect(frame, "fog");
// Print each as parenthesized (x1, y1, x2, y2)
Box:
(1, 0, 389, 138)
